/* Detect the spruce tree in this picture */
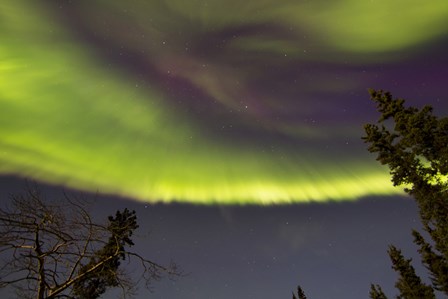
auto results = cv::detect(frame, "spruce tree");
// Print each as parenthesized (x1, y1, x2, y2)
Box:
(369, 284, 388, 299)
(292, 286, 307, 299)
(363, 89, 448, 298)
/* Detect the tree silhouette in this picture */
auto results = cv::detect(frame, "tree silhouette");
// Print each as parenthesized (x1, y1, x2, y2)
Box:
(363, 89, 448, 298)
(292, 285, 307, 299)
(369, 284, 387, 299)
(294, 90, 448, 298)
(0, 186, 180, 298)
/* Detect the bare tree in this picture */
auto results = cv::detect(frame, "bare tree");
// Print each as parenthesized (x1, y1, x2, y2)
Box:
(0, 186, 180, 299)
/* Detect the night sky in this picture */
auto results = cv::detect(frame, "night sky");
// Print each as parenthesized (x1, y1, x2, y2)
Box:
(1, 1, 448, 298)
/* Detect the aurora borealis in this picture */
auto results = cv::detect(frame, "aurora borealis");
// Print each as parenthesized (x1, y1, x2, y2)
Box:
(1, 1, 448, 204)
(2, 2, 448, 298)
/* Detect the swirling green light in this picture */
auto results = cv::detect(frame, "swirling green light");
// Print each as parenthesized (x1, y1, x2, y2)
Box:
(4, 1, 443, 204)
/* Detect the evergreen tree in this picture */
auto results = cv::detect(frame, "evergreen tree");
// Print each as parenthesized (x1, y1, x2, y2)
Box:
(72, 209, 139, 299)
(292, 285, 307, 299)
(369, 284, 387, 299)
(363, 89, 448, 298)
(387, 245, 434, 299)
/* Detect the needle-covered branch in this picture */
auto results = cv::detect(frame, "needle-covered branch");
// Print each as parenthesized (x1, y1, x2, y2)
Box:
(363, 89, 448, 298)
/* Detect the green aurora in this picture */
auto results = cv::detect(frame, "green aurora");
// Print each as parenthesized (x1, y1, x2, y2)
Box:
(1, 1, 447, 204)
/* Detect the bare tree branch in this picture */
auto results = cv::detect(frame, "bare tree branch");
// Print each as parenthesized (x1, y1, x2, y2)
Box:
(0, 185, 181, 298)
